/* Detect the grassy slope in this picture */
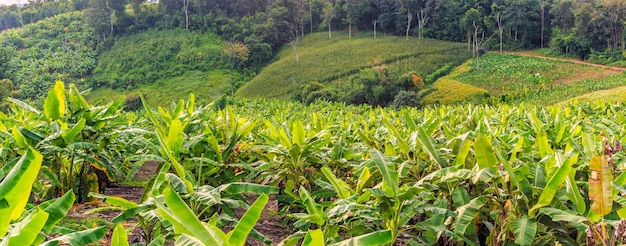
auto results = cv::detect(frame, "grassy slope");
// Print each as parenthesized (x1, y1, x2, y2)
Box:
(558, 86, 626, 105)
(0, 11, 96, 101)
(437, 53, 626, 105)
(237, 31, 470, 99)
(423, 61, 488, 104)
(87, 29, 235, 106)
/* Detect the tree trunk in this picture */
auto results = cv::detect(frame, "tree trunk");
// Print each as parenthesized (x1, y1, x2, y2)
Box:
(541, 0, 546, 48)
(110, 12, 114, 38)
(229, 56, 234, 97)
(184, 0, 189, 30)
(473, 21, 480, 71)
(405, 7, 412, 39)
(309, 0, 313, 34)
(417, 8, 428, 39)
(349, 22, 352, 37)
(373, 20, 377, 38)
(498, 14, 503, 53)
(328, 18, 332, 40)
(291, 41, 299, 64)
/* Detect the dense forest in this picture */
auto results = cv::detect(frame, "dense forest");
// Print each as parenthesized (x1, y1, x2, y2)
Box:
(2, 0, 626, 61)
(1, 0, 626, 103)
(2, 0, 625, 59)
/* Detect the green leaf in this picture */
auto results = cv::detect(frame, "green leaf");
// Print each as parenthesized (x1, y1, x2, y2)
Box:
(356, 167, 371, 193)
(11, 126, 28, 149)
(228, 193, 269, 246)
(528, 152, 574, 217)
(111, 224, 130, 246)
(513, 216, 537, 246)
(219, 182, 279, 195)
(452, 134, 472, 167)
(473, 136, 497, 170)
(329, 230, 393, 246)
(536, 131, 555, 175)
(0, 208, 49, 246)
(7, 97, 40, 114)
(416, 128, 447, 168)
(299, 186, 325, 226)
(589, 155, 613, 217)
(68, 84, 90, 110)
(321, 167, 351, 199)
(156, 186, 227, 245)
(186, 94, 195, 115)
(61, 119, 85, 145)
(292, 120, 305, 147)
(302, 229, 324, 246)
(453, 196, 488, 236)
(167, 119, 184, 157)
(41, 226, 107, 246)
(494, 146, 531, 199)
(369, 149, 398, 197)
(539, 207, 590, 231)
(43, 81, 66, 121)
(175, 234, 205, 246)
(0, 148, 43, 236)
(41, 190, 75, 233)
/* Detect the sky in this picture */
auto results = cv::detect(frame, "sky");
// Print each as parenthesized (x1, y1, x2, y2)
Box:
(0, 0, 23, 6)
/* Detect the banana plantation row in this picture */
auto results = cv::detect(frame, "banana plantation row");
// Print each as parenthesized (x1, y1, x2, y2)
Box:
(1, 81, 626, 245)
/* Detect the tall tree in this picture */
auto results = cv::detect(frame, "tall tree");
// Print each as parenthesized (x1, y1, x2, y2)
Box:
(489, 2, 505, 52)
(322, 0, 335, 39)
(223, 41, 249, 96)
(343, 0, 363, 37)
(462, 8, 481, 52)
(416, 7, 428, 39)
(550, 0, 575, 33)
(603, 0, 626, 50)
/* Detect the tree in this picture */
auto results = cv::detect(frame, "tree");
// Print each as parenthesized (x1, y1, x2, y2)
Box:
(540, 0, 546, 47)
(490, 2, 505, 53)
(395, 0, 418, 38)
(372, 19, 378, 38)
(343, 0, 362, 37)
(0, 47, 12, 79)
(375, 0, 396, 35)
(603, 0, 626, 50)
(416, 7, 428, 39)
(289, 30, 299, 64)
(462, 8, 481, 53)
(223, 41, 249, 96)
(322, 0, 335, 39)
(550, 0, 575, 33)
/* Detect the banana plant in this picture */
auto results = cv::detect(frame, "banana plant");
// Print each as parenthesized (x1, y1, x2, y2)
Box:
(256, 119, 330, 193)
(0, 148, 106, 245)
(154, 184, 270, 246)
(2, 81, 141, 202)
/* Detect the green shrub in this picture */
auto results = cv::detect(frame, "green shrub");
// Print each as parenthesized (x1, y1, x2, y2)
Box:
(123, 92, 142, 111)
(391, 90, 421, 108)
(425, 63, 454, 84)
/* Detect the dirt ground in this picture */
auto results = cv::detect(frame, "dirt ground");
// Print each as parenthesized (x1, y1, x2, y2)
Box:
(65, 161, 290, 245)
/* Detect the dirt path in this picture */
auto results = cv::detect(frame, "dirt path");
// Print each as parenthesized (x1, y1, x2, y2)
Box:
(507, 51, 626, 72)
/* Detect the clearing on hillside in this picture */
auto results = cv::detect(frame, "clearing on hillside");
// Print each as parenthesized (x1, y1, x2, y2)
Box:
(88, 29, 237, 106)
(236, 32, 470, 99)
(449, 53, 626, 105)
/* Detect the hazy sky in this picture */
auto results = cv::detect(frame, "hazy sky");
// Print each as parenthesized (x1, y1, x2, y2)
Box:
(0, 0, 23, 6)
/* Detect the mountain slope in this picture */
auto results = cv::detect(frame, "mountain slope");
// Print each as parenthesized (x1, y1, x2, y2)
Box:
(236, 32, 470, 99)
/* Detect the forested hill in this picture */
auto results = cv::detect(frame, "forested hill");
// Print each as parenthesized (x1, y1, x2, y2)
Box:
(1, 0, 626, 104)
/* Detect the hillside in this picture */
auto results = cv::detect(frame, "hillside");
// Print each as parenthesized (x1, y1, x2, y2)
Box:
(432, 53, 626, 105)
(0, 11, 96, 101)
(87, 29, 238, 106)
(236, 32, 470, 99)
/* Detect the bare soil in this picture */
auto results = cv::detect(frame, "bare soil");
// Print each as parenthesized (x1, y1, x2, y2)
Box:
(66, 161, 290, 245)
